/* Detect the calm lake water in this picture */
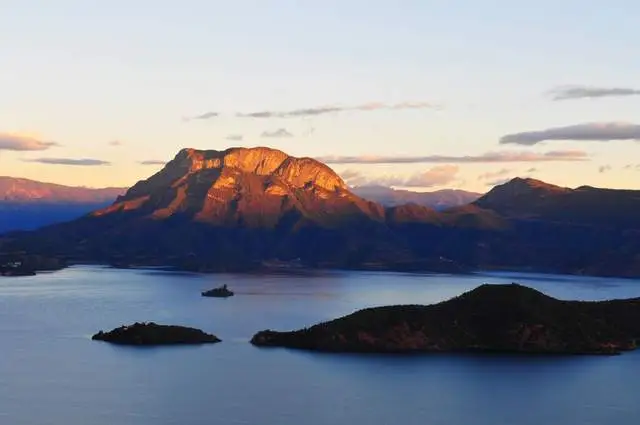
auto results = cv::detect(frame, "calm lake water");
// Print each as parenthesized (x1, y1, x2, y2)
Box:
(1, 266, 640, 425)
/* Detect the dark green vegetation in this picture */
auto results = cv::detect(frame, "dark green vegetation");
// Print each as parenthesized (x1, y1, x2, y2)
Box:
(202, 284, 234, 298)
(251, 284, 640, 355)
(2, 147, 640, 277)
(91, 322, 221, 345)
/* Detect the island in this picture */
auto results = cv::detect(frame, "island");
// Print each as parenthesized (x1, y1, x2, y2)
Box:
(92, 322, 221, 345)
(251, 283, 640, 355)
(201, 284, 234, 298)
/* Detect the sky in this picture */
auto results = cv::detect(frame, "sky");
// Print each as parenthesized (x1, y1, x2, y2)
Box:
(1, 0, 640, 193)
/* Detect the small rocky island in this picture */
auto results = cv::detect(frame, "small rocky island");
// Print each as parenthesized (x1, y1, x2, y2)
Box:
(92, 322, 221, 346)
(201, 284, 234, 298)
(251, 283, 640, 355)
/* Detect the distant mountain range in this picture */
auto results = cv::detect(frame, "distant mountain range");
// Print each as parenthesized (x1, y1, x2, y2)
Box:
(0, 177, 476, 233)
(0, 177, 126, 233)
(0, 177, 125, 203)
(351, 185, 481, 209)
(2, 147, 639, 277)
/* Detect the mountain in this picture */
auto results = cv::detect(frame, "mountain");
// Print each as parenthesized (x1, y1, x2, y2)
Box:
(352, 185, 481, 210)
(3, 147, 640, 277)
(2, 147, 409, 271)
(0, 177, 126, 233)
(97, 147, 385, 227)
(251, 283, 640, 354)
(0, 177, 124, 203)
(475, 177, 640, 228)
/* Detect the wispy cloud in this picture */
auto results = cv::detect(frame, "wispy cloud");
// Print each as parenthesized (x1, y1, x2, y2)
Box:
(185, 111, 219, 121)
(624, 164, 640, 170)
(478, 168, 512, 180)
(239, 102, 439, 118)
(225, 134, 244, 141)
(240, 106, 342, 119)
(261, 128, 293, 138)
(402, 165, 459, 187)
(318, 150, 588, 164)
(108, 140, 123, 146)
(500, 122, 640, 146)
(342, 165, 459, 188)
(339, 169, 363, 183)
(0, 133, 58, 151)
(139, 160, 166, 165)
(185, 101, 440, 120)
(526, 167, 538, 173)
(549, 85, 640, 101)
(599, 165, 612, 173)
(23, 158, 110, 166)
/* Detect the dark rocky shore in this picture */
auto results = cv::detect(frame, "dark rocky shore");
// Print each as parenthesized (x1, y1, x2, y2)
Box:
(201, 284, 234, 298)
(92, 322, 221, 346)
(251, 283, 640, 355)
(0, 253, 65, 277)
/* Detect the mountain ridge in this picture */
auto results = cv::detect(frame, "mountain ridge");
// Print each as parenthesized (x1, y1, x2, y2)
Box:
(351, 185, 481, 210)
(0, 177, 127, 233)
(475, 177, 640, 228)
(3, 147, 640, 277)
(0, 176, 125, 203)
(94, 146, 384, 227)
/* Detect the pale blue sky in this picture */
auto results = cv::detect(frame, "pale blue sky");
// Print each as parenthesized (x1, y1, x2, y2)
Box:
(1, 0, 639, 192)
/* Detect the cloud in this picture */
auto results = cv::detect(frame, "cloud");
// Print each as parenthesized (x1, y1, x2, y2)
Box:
(234, 101, 439, 119)
(108, 140, 123, 146)
(500, 122, 640, 146)
(23, 158, 110, 166)
(526, 167, 538, 173)
(478, 168, 512, 180)
(599, 165, 612, 173)
(139, 160, 166, 165)
(342, 165, 459, 188)
(225, 134, 244, 141)
(339, 169, 369, 187)
(403, 165, 459, 187)
(549, 85, 640, 101)
(185, 112, 219, 121)
(339, 169, 362, 180)
(0, 133, 58, 151)
(240, 106, 342, 119)
(318, 150, 588, 164)
(261, 128, 293, 138)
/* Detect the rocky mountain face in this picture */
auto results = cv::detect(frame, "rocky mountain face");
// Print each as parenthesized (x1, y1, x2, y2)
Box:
(352, 185, 481, 210)
(95, 147, 384, 227)
(3, 147, 640, 277)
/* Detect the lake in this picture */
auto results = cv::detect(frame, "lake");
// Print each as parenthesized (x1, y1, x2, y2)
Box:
(1, 266, 639, 424)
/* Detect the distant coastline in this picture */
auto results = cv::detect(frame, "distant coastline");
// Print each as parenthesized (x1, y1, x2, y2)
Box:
(5, 256, 637, 280)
